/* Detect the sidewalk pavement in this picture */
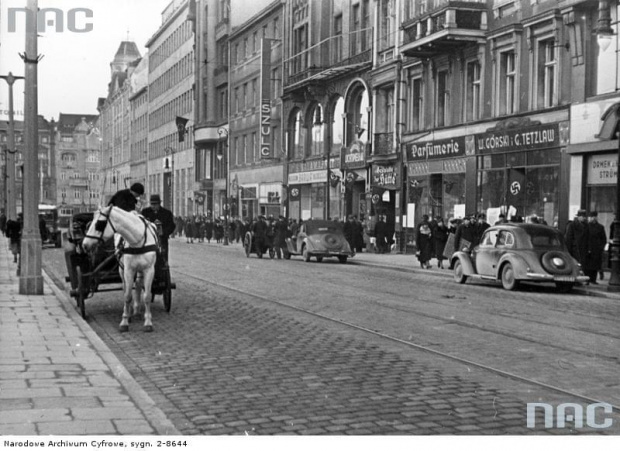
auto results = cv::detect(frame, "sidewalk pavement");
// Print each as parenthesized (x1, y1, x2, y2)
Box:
(0, 238, 179, 435)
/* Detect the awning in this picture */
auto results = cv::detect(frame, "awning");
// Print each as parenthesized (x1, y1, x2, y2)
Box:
(566, 140, 618, 154)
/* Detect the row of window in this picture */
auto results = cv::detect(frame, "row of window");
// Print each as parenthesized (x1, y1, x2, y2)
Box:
(149, 52, 194, 101)
(148, 127, 194, 160)
(231, 17, 280, 66)
(230, 127, 280, 167)
(405, 38, 557, 131)
(231, 68, 282, 115)
(0, 134, 49, 144)
(150, 20, 193, 73)
(149, 88, 194, 131)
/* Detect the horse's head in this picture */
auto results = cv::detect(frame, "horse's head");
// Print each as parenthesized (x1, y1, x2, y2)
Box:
(82, 206, 115, 252)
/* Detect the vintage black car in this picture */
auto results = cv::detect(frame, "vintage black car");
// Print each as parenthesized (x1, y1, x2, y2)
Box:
(451, 223, 589, 292)
(284, 219, 354, 263)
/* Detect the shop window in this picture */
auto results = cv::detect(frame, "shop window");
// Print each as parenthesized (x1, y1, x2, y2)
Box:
(507, 152, 526, 167)
(331, 97, 344, 155)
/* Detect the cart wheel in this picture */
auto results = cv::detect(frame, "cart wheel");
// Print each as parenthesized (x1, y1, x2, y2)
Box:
(163, 269, 172, 312)
(76, 266, 87, 320)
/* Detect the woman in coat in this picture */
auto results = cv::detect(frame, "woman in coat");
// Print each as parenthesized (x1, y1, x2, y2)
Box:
(185, 216, 195, 243)
(415, 215, 433, 269)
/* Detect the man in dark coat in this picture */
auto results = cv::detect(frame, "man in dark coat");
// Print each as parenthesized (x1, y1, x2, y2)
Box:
(108, 182, 144, 212)
(584, 211, 607, 284)
(6, 214, 22, 263)
(476, 213, 490, 244)
(343, 215, 356, 250)
(0, 211, 7, 236)
(374, 215, 389, 254)
(273, 216, 289, 259)
(432, 216, 449, 269)
(352, 215, 364, 253)
(141, 194, 176, 254)
(565, 209, 589, 266)
(251, 215, 268, 255)
(454, 215, 477, 252)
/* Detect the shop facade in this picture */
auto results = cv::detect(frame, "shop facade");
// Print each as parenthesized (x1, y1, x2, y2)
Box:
(567, 98, 620, 235)
(474, 118, 569, 227)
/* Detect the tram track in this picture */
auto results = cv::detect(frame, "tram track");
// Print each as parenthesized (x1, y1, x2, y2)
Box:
(175, 266, 620, 414)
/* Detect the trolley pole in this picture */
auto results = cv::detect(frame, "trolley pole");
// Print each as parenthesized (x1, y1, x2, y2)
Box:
(19, 0, 43, 294)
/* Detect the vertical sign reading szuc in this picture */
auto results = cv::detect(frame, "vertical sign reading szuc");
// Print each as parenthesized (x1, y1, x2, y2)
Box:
(260, 38, 272, 159)
(260, 99, 271, 158)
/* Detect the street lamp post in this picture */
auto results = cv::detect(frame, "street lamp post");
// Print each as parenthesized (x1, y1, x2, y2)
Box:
(164, 147, 175, 215)
(0, 72, 25, 221)
(217, 127, 229, 246)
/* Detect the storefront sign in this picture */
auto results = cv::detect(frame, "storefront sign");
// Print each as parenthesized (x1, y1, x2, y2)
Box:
(193, 191, 205, 205)
(372, 163, 401, 190)
(475, 123, 560, 153)
(288, 170, 327, 185)
(406, 137, 466, 161)
(588, 153, 617, 185)
(260, 99, 272, 159)
(289, 157, 339, 174)
(341, 140, 367, 169)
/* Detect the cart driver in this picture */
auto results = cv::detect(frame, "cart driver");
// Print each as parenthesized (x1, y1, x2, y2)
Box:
(108, 182, 145, 212)
(141, 194, 175, 255)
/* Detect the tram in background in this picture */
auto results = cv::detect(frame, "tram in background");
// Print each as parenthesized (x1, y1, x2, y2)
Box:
(38, 204, 63, 248)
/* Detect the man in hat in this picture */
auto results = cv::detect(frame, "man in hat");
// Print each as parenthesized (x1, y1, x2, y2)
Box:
(108, 182, 145, 212)
(584, 211, 607, 284)
(565, 209, 589, 268)
(141, 194, 176, 254)
(454, 215, 477, 253)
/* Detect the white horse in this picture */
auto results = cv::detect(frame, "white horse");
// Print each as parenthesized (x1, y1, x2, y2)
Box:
(82, 205, 159, 332)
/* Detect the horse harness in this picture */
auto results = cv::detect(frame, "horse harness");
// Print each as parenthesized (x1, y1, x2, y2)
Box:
(86, 208, 160, 258)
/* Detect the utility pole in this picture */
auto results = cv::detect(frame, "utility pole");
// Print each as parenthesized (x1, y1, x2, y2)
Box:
(19, 0, 43, 294)
(0, 72, 25, 221)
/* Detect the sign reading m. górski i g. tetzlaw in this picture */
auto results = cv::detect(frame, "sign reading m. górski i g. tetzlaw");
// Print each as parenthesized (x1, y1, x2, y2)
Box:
(475, 123, 560, 153)
(406, 137, 466, 161)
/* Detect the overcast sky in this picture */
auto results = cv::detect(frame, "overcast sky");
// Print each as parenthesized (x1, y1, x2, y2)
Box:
(0, 0, 171, 121)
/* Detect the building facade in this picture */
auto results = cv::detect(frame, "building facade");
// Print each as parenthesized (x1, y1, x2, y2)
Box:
(146, 0, 195, 217)
(98, 41, 142, 204)
(228, 0, 284, 220)
(54, 114, 100, 216)
(282, 0, 374, 223)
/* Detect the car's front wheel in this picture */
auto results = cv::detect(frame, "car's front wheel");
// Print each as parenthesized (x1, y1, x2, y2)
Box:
(501, 263, 519, 291)
(453, 260, 467, 284)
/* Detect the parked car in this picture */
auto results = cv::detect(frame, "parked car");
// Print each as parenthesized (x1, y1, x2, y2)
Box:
(451, 223, 589, 292)
(284, 219, 354, 263)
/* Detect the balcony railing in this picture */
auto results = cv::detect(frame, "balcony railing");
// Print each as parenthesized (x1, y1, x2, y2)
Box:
(284, 28, 373, 88)
(373, 133, 394, 156)
(401, 1, 487, 58)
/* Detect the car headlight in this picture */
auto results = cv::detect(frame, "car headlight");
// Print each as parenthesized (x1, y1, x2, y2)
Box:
(552, 257, 565, 268)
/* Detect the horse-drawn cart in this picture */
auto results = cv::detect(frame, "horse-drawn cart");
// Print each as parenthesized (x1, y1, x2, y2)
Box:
(64, 211, 175, 321)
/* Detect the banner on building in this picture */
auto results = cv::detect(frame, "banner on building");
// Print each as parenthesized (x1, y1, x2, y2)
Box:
(193, 191, 205, 205)
(341, 140, 367, 170)
(372, 163, 401, 190)
(288, 185, 301, 201)
(260, 38, 273, 159)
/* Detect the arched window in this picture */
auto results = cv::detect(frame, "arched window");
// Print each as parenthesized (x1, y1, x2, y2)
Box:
(331, 96, 344, 156)
(291, 109, 304, 159)
(310, 104, 324, 157)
